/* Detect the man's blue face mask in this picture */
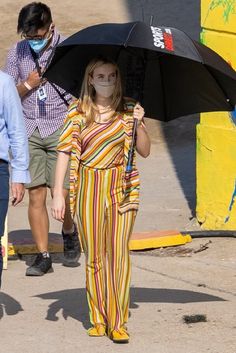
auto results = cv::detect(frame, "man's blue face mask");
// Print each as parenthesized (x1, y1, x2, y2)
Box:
(26, 24, 53, 53)
(28, 38, 49, 53)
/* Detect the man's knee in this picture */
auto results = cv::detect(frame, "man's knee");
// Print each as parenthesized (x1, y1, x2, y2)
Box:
(28, 186, 47, 208)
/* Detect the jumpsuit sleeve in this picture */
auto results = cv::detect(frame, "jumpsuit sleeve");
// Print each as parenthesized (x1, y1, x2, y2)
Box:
(57, 101, 82, 154)
(57, 113, 74, 153)
(57, 101, 83, 218)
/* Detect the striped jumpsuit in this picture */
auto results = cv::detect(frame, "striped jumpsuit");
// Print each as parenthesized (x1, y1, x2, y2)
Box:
(58, 100, 140, 331)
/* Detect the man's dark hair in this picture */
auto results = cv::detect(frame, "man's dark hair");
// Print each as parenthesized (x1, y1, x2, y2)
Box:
(17, 2, 52, 35)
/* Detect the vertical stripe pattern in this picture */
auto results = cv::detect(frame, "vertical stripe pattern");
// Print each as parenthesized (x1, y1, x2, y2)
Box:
(76, 164, 136, 330)
(57, 99, 141, 330)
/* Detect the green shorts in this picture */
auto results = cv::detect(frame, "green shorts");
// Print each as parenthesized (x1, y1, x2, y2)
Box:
(26, 128, 70, 189)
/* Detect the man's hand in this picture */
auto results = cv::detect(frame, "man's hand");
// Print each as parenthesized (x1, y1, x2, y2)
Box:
(26, 70, 42, 89)
(11, 183, 25, 206)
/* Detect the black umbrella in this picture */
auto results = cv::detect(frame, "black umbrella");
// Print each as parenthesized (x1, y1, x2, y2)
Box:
(44, 21, 236, 120)
(44, 21, 236, 171)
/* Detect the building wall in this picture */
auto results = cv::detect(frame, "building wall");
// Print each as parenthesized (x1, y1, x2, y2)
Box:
(197, 0, 236, 228)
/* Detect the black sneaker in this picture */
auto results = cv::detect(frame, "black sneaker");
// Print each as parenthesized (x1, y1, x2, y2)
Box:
(25, 253, 53, 276)
(62, 223, 81, 267)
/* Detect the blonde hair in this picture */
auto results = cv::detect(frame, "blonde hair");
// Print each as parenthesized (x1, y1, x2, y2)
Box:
(79, 57, 123, 124)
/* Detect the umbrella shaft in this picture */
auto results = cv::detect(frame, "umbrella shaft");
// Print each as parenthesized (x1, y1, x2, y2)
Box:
(126, 119, 138, 172)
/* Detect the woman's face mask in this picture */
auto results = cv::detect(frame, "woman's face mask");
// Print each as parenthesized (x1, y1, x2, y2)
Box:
(90, 63, 117, 98)
(92, 81, 116, 98)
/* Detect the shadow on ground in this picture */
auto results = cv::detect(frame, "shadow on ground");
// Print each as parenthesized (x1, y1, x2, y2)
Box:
(125, 0, 200, 40)
(8, 230, 66, 265)
(35, 287, 225, 328)
(160, 115, 199, 213)
(9, 230, 62, 247)
(20, 253, 81, 266)
(0, 292, 23, 319)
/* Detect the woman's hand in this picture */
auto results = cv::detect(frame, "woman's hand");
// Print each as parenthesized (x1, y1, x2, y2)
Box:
(51, 194, 65, 222)
(134, 103, 151, 158)
(133, 103, 145, 125)
(51, 151, 70, 222)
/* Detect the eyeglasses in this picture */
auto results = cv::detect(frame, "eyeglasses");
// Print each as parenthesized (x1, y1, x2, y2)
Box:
(22, 26, 51, 41)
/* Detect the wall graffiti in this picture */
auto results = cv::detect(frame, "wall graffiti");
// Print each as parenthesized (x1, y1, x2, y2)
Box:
(205, 0, 236, 23)
(225, 179, 236, 223)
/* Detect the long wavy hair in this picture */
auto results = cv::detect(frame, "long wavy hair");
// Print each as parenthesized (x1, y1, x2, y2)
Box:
(78, 57, 123, 125)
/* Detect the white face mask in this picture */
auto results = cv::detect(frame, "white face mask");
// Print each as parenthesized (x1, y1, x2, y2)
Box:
(92, 81, 115, 98)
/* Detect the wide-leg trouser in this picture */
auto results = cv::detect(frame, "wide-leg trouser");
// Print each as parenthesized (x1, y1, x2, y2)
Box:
(76, 164, 137, 331)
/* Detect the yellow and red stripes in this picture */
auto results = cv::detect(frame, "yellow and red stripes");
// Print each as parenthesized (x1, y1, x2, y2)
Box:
(76, 164, 136, 330)
(57, 99, 141, 217)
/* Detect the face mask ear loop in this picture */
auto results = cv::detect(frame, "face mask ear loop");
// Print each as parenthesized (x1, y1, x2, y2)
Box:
(48, 23, 54, 37)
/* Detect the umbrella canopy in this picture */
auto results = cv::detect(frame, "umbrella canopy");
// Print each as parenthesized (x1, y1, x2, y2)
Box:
(44, 21, 236, 121)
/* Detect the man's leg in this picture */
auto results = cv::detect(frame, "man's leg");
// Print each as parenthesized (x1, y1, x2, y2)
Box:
(28, 185, 48, 253)
(26, 185, 53, 276)
(62, 191, 81, 267)
(47, 128, 81, 267)
(62, 190, 73, 231)
(0, 239, 3, 289)
(25, 130, 53, 276)
(0, 161, 9, 288)
(50, 187, 81, 266)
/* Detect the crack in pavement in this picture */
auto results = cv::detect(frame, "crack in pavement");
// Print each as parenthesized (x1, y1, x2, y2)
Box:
(133, 263, 236, 297)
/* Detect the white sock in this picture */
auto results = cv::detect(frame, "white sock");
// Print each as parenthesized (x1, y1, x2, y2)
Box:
(41, 251, 50, 258)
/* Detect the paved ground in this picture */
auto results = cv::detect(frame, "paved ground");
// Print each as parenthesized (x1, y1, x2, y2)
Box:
(1, 238, 236, 353)
(1, 1, 236, 353)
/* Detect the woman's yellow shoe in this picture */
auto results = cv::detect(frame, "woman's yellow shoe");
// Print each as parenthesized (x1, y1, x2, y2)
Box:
(87, 324, 106, 337)
(109, 328, 129, 343)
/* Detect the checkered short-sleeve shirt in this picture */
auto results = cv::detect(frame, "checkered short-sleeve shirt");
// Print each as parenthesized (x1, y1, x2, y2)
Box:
(4, 29, 72, 138)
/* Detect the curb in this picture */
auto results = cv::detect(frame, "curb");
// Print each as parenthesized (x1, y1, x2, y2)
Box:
(8, 230, 191, 256)
(129, 230, 191, 250)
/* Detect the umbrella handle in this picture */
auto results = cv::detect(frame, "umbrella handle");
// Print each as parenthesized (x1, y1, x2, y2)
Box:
(126, 119, 138, 173)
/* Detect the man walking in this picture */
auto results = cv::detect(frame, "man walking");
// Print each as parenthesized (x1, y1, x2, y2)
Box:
(0, 70, 30, 287)
(5, 2, 80, 276)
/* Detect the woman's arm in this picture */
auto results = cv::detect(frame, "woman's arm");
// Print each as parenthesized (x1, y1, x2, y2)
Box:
(136, 123, 151, 158)
(133, 103, 151, 158)
(51, 152, 70, 221)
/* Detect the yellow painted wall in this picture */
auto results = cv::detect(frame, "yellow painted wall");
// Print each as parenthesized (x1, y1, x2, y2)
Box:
(201, 0, 236, 32)
(197, 0, 236, 229)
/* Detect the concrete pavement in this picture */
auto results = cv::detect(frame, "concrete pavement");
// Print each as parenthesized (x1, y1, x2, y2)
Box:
(1, 1, 235, 352)
(1, 237, 236, 353)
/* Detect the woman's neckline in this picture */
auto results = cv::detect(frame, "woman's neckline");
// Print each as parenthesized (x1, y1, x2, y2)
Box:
(94, 111, 121, 125)
(94, 117, 117, 125)
(94, 120, 113, 125)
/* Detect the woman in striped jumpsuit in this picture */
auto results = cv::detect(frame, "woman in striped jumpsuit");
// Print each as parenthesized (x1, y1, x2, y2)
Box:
(52, 57, 150, 343)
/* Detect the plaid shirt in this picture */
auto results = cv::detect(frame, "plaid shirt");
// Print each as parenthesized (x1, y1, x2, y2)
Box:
(4, 29, 71, 138)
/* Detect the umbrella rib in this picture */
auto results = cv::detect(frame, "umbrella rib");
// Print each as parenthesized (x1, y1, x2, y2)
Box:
(159, 55, 167, 120)
(205, 64, 233, 109)
(176, 30, 203, 62)
(124, 22, 139, 47)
